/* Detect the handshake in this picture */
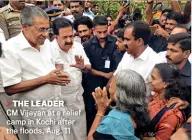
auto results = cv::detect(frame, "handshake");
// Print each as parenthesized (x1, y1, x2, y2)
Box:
(44, 68, 71, 86)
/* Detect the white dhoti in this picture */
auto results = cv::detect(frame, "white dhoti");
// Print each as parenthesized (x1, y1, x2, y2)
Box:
(60, 95, 87, 140)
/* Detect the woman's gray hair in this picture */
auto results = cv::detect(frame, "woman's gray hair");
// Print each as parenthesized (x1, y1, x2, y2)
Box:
(20, 6, 49, 26)
(115, 69, 150, 129)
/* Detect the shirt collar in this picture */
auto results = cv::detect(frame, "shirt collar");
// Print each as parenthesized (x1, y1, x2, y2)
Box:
(18, 32, 46, 50)
(18, 32, 34, 50)
(137, 46, 151, 61)
(92, 35, 113, 44)
(7, 4, 21, 12)
(180, 60, 191, 77)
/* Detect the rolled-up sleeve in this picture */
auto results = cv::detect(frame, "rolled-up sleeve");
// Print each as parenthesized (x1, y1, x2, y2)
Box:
(0, 48, 21, 87)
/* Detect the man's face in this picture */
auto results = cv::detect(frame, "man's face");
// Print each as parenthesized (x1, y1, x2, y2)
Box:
(116, 37, 126, 52)
(77, 24, 92, 43)
(70, 2, 83, 16)
(107, 17, 112, 26)
(159, 13, 168, 27)
(84, 0, 91, 9)
(123, 27, 139, 55)
(24, 17, 49, 46)
(93, 25, 108, 42)
(53, 0, 64, 11)
(165, 19, 178, 34)
(56, 26, 74, 52)
(10, 0, 25, 10)
(35, 0, 46, 9)
(166, 43, 185, 65)
(95, 6, 99, 13)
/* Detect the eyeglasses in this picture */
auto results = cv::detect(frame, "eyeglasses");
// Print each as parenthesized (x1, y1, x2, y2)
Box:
(36, 28, 51, 33)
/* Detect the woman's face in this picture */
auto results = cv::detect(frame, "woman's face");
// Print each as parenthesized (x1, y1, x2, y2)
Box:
(109, 77, 116, 101)
(149, 68, 166, 93)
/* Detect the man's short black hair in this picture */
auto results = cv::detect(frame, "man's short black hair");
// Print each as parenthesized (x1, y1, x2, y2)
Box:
(93, 16, 108, 27)
(52, 17, 73, 35)
(162, 9, 172, 15)
(167, 12, 184, 24)
(168, 33, 191, 52)
(92, 4, 98, 8)
(73, 16, 93, 31)
(126, 21, 151, 45)
(116, 28, 124, 39)
(70, 0, 83, 6)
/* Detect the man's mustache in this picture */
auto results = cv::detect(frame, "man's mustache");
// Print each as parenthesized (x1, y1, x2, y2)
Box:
(65, 42, 73, 46)
(166, 55, 172, 61)
(100, 37, 106, 40)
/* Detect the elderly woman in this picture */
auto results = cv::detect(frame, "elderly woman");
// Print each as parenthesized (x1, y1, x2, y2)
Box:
(88, 69, 150, 140)
(143, 63, 189, 140)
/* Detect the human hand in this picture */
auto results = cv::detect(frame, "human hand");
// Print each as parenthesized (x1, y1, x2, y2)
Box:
(103, 72, 113, 79)
(70, 55, 85, 70)
(45, 68, 70, 86)
(0, 127, 17, 140)
(154, 24, 169, 39)
(167, 97, 189, 110)
(92, 87, 111, 114)
(119, 2, 129, 15)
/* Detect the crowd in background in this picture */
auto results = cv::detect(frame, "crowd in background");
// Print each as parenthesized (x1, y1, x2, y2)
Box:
(0, 0, 191, 140)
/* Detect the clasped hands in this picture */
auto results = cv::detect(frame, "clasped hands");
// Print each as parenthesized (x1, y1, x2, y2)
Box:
(45, 68, 70, 86)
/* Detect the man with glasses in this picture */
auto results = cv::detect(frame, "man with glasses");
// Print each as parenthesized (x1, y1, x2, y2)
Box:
(0, 6, 70, 140)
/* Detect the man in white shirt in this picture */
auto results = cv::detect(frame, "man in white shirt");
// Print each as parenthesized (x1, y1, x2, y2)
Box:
(0, 6, 70, 140)
(114, 21, 164, 81)
(52, 17, 91, 140)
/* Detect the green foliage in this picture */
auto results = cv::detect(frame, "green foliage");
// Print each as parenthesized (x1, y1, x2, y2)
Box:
(92, 0, 147, 21)
(92, 0, 122, 19)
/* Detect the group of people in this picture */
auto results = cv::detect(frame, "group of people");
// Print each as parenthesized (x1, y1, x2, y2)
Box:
(0, 0, 191, 140)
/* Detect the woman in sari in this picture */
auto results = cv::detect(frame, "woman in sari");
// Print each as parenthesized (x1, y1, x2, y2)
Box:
(143, 63, 189, 140)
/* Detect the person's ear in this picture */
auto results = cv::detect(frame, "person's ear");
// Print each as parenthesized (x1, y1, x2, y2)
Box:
(137, 38, 144, 46)
(22, 24, 29, 31)
(92, 28, 96, 35)
(163, 82, 167, 89)
(90, 28, 93, 34)
(183, 50, 190, 59)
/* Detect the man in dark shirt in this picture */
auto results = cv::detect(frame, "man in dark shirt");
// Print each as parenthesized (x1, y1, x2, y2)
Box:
(149, 12, 184, 53)
(166, 33, 191, 94)
(113, 28, 126, 69)
(83, 15, 117, 132)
